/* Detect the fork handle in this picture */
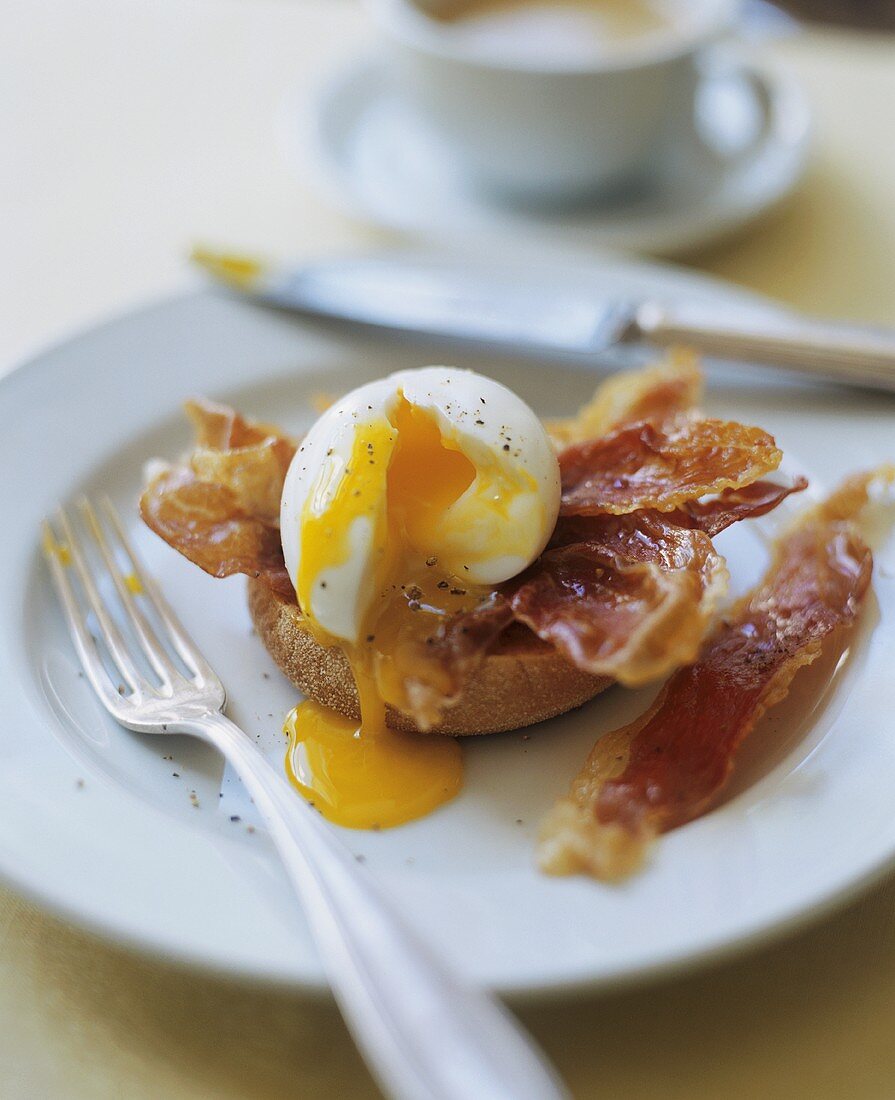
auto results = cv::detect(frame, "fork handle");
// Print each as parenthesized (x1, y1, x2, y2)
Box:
(180, 711, 568, 1100)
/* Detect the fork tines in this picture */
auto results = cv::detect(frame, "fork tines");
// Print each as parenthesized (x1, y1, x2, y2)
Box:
(42, 498, 216, 711)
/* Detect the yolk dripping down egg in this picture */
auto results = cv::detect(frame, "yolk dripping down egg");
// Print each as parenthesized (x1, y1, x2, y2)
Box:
(280, 367, 561, 829)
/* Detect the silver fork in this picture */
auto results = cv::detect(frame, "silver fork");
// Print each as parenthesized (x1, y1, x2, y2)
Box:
(42, 498, 568, 1100)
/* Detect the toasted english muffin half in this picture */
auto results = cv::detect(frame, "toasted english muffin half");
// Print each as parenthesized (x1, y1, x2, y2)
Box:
(247, 579, 613, 736)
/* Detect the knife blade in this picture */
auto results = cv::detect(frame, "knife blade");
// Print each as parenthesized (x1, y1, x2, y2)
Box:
(192, 248, 895, 394)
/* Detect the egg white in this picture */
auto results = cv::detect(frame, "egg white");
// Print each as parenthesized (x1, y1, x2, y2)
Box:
(280, 366, 560, 643)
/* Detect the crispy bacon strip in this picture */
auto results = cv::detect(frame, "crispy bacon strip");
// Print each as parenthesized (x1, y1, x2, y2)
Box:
(508, 514, 728, 687)
(551, 478, 807, 549)
(141, 468, 294, 598)
(547, 352, 702, 447)
(667, 477, 808, 537)
(184, 397, 296, 524)
(140, 399, 297, 598)
(490, 477, 803, 708)
(538, 472, 888, 881)
(184, 397, 289, 451)
(559, 414, 782, 517)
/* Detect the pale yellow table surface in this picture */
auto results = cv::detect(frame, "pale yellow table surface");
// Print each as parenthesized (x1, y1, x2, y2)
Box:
(5, 2, 895, 1096)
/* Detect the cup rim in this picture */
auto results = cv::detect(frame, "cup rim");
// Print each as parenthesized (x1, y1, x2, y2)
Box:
(366, 0, 742, 75)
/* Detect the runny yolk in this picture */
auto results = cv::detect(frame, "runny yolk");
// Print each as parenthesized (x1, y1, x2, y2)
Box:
(286, 396, 492, 830)
(284, 701, 463, 830)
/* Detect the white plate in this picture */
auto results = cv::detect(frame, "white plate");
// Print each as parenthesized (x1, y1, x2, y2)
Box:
(282, 53, 811, 257)
(3, 246, 895, 1000)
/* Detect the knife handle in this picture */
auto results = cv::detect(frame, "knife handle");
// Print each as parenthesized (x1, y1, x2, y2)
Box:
(633, 302, 895, 394)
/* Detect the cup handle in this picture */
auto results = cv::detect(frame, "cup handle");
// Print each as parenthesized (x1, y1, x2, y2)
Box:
(692, 51, 776, 170)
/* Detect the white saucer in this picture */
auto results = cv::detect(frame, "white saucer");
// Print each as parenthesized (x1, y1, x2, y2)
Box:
(282, 53, 812, 257)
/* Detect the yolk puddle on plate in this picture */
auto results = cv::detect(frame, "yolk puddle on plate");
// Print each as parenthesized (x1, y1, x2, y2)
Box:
(283, 701, 463, 830)
(283, 394, 530, 829)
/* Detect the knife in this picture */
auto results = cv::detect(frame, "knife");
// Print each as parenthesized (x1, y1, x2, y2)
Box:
(192, 248, 895, 394)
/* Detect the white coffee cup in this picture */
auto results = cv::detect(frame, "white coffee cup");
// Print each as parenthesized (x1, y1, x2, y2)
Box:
(367, 0, 742, 202)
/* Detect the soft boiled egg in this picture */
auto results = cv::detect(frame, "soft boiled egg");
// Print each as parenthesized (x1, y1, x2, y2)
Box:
(280, 366, 561, 829)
